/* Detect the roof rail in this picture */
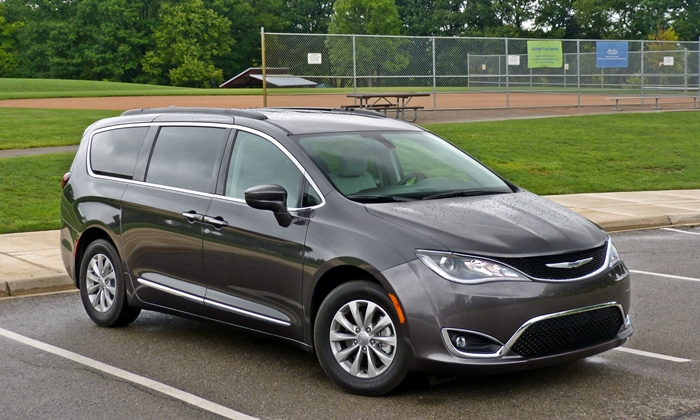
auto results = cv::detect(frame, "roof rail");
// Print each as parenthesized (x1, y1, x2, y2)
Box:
(262, 107, 388, 119)
(121, 107, 268, 120)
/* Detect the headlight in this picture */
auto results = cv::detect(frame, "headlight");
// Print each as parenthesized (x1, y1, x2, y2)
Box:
(608, 239, 621, 268)
(416, 250, 529, 284)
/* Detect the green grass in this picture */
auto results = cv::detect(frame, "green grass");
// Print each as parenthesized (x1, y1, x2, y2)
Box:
(1, 111, 700, 234)
(425, 112, 700, 195)
(1, 77, 659, 100)
(0, 153, 74, 234)
(0, 108, 121, 150)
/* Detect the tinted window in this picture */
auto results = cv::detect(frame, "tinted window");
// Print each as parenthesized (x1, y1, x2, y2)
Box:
(90, 127, 149, 179)
(225, 131, 303, 208)
(146, 127, 227, 193)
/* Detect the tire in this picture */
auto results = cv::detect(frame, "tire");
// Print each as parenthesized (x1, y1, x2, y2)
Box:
(79, 239, 141, 327)
(314, 281, 408, 396)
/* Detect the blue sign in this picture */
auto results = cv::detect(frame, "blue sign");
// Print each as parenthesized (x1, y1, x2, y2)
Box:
(596, 42, 629, 68)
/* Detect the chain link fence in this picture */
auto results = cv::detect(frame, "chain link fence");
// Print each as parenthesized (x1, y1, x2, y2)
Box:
(257, 30, 700, 110)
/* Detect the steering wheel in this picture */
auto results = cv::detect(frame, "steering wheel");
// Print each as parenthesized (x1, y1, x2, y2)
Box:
(398, 171, 428, 185)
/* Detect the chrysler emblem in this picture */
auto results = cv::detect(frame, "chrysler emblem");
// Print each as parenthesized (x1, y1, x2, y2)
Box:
(546, 257, 593, 269)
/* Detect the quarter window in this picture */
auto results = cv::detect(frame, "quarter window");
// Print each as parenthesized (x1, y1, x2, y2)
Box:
(226, 131, 304, 208)
(146, 127, 228, 193)
(90, 127, 149, 179)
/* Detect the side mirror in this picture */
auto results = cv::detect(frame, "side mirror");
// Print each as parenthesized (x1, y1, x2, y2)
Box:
(244, 184, 292, 227)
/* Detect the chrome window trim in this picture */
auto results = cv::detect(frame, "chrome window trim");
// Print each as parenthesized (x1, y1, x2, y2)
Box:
(137, 278, 291, 327)
(442, 301, 628, 359)
(418, 237, 616, 284)
(86, 122, 326, 211)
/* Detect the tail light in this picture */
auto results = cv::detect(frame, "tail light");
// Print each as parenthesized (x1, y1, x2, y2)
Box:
(61, 172, 71, 189)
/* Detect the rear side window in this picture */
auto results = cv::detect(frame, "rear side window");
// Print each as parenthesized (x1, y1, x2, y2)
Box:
(90, 127, 149, 179)
(146, 126, 228, 193)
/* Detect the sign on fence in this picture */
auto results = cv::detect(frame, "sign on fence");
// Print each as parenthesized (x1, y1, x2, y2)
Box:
(527, 41, 563, 68)
(596, 42, 628, 68)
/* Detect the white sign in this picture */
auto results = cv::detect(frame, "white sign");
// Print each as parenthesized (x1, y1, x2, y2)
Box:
(565, 63, 570, 70)
(507, 55, 520, 66)
(663, 56, 674, 66)
(481, 64, 486, 70)
(307, 53, 322, 65)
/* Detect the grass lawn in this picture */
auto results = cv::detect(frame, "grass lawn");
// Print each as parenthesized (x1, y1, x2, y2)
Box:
(0, 153, 74, 234)
(425, 111, 700, 195)
(0, 108, 120, 150)
(1, 111, 699, 234)
(0, 77, 656, 100)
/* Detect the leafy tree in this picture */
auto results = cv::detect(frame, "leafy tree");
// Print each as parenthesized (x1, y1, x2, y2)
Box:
(142, 0, 232, 87)
(395, 0, 466, 36)
(286, 0, 334, 33)
(326, 0, 409, 87)
(0, 4, 22, 77)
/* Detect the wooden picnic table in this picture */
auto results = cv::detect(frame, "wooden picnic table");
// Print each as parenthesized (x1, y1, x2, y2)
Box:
(344, 92, 430, 122)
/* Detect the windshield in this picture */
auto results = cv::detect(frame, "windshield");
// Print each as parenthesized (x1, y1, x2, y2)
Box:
(296, 131, 512, 202)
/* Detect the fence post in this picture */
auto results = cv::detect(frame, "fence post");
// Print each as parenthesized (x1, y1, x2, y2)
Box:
(684, 47, 688, 95)
(352, 35, 357, 98)
(577, 40, 580, 107)
(467, 53, 470, 90)
(432, 36, 437, 111)
(641, 41, 645, 104)
(261, 27, 267, 108)
(505, 38, 510, 108)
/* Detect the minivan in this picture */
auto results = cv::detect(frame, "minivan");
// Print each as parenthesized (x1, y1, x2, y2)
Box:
(60, 107, 632, 395)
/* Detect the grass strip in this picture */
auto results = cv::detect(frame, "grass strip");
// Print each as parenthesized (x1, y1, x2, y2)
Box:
(0, 108, 120, 150)
(425, 112, 700, 195)
(0, 153, 74, 234)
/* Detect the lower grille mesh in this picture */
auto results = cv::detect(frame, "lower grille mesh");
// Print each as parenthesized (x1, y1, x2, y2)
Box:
(510, 306, 624, 358)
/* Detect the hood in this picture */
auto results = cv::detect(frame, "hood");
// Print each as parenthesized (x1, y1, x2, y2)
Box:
(365, 192, 607, 257)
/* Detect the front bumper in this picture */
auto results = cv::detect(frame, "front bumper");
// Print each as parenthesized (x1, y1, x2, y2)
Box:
(381, 258, 632, 374)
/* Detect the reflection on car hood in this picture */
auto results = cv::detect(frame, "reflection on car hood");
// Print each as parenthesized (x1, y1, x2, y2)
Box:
(365, 191, 607, 257)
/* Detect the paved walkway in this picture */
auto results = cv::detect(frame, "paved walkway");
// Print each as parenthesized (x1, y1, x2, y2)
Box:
(1, 189, 700, 298)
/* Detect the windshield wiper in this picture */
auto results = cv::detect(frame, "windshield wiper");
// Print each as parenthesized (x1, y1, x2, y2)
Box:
(346, 195, 416, 203)
(421, 189, 509, 200)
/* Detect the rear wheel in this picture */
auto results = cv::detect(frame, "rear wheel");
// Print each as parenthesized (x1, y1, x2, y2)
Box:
(79, 239, 140, 327)
(314, 281, 407, 395)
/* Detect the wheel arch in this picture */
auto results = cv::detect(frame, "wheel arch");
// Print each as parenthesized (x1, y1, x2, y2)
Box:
(74, 227, 119, 289)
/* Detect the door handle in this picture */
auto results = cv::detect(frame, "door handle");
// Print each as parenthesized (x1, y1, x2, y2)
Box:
(204, 216, 229, 229)
(182, 211, 205, 223)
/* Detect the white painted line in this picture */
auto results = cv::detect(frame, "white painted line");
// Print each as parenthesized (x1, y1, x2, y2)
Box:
(0, 327, 257, 420)
(630, 269, 700, 283)
(614, 347, 692, 363)
(661, 227, 700, 236)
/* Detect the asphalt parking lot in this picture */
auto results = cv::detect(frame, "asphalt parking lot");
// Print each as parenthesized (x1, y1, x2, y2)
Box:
(1, 227, 699, 420)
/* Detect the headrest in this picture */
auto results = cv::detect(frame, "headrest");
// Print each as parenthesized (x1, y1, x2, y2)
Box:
(338, 153, 368, 177)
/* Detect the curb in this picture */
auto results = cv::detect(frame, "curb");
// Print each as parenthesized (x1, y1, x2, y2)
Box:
(4, 274, 75, 297)
(597, 213, 700, 232)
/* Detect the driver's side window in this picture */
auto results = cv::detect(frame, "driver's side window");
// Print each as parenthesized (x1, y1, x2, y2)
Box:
(225, 131, 303, 208)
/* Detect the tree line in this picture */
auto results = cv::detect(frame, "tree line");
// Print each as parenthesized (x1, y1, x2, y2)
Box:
(0, 0, 697, 88)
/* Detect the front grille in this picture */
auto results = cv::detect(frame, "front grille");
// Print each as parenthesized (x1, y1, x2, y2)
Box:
(510, 306, 624, 358)
(496, 242, 608, 280)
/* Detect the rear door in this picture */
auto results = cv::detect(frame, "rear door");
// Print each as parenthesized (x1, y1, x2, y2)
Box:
(122, 125, 230, 312)
(202, 129, 318, 341)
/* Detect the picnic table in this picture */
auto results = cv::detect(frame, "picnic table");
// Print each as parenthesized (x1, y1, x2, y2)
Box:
(344, 92, 429, 122)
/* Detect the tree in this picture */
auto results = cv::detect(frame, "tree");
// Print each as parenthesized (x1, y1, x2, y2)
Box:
(142, 0, 232, 87)
(326, 0, 408, 87)
(395, 0, 466, 36)
(0, 4, 22, 77)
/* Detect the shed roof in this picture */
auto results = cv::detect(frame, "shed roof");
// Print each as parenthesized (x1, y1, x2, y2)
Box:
(219, 67, 318, 88)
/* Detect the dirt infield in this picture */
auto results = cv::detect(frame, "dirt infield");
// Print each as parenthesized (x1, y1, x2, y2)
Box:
(1, 92, 697, 124)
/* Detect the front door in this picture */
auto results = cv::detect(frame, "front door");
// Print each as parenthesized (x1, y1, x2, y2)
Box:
(202, 130, 310, 341)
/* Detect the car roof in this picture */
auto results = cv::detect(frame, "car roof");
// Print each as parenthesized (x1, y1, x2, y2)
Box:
(100, 107, 423, 136)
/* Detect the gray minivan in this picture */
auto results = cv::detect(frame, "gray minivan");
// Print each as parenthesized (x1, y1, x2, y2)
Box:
(60, 107, 632, 395)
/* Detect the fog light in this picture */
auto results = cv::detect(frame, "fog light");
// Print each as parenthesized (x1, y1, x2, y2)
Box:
(454, 335, 467, 349)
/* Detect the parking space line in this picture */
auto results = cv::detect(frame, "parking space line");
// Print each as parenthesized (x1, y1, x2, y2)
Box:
(0, 327, 257, 420)
(661, 227, 700, 236)
(614, 347, 692, 363)
(630, 269, 700, 283)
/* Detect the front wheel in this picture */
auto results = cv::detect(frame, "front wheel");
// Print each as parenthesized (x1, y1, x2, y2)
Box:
(314, 281, 408, 395)
(79, 239, 141, 327)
